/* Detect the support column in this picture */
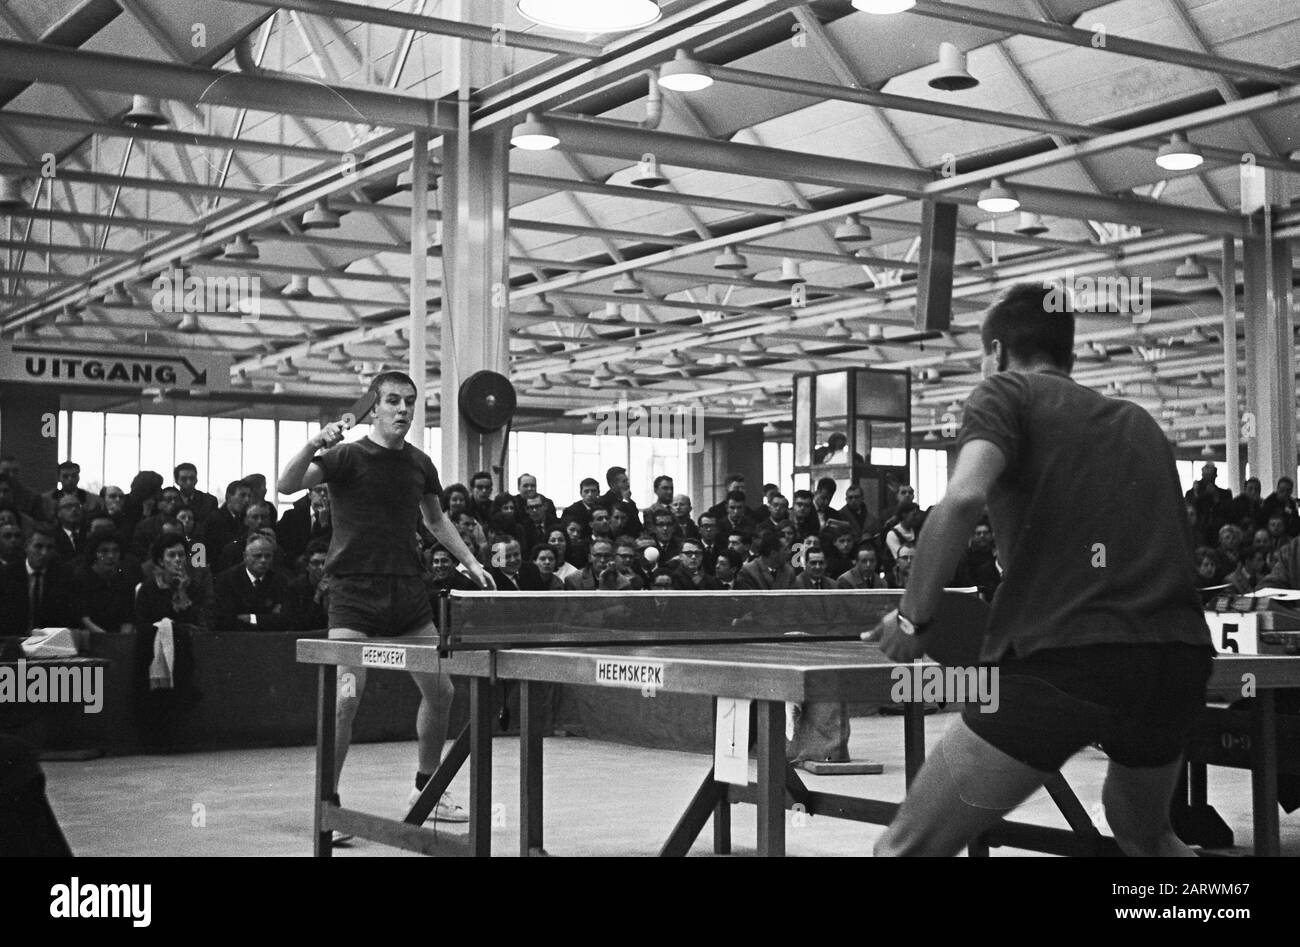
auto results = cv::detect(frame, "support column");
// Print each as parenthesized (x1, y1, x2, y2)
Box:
(438, 2, 511, 485)
(1220, 238, 1240, 490)
(1240, 224, 1296, 488)
(408, 128, 429, 443)
(0, 383, 60, 488)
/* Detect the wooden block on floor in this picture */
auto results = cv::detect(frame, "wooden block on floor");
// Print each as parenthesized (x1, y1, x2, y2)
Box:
(797, 759, 884, 776)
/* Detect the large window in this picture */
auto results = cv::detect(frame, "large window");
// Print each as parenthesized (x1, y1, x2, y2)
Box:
(505, 430, 689, 508)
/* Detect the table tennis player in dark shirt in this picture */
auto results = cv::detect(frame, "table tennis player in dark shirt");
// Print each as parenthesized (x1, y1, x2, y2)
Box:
(868, 282, 1212, 858)
(278, 371, 494, 833)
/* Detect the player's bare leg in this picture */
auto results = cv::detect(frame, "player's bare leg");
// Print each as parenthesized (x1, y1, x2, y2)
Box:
(1102, 758, 1195, 857)
(327, 629, 370, 784)
(410, 670, 455, 775)
(874, 716, 1049, 857)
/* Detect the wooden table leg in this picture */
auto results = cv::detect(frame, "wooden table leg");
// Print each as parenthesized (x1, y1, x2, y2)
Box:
(713, 790, 732, 855)
(313, 664, 337, 858)
(756, 699, 785, 857)
(1250, 689, 1279, 857)
(468, 676, 493, 857)
(902, 701, 926, 787)
(520, 681, 545, 856)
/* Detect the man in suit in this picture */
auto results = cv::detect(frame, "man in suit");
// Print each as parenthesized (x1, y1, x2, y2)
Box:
(0, 528, 81, 635)
(217, 502, 281, 573)
(0, 520, 25, 569)
(735, 530, 798, 590)
(795, 548, 834, 589)
(240, 474, 279, 527)
(203, 480, 253, 554)
(286, 539, 331, 630)
(279, 484, 332, 564)
(669, 537, 721, 590)
(468, 471, 495, 525)
(599, 466, 642, 535)
(212, 534, 291, 630)
(487, 539, 544, 591)
(512, 473, 557, 529)
(1185, 462, 1234, 547)
(52, 495, 88, 564)
(560, 477, 605, 528)
(174, 462, 219, 523)
(39, 460, 103, 524)
(564, 538, 632, 591)
(519, 492, 556, 553)
(645, 510, 684, 563)
(132, 486, 185, 559)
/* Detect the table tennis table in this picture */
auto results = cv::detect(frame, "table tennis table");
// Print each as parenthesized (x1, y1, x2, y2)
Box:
(296, 590, 1300, 857)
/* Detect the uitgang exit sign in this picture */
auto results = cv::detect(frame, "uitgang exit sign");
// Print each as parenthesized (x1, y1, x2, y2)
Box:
(0, 342, 230, 392)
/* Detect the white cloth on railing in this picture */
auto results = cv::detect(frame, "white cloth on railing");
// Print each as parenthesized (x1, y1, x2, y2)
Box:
(149, 618, 175, 691)
(21, 628, 79, 658)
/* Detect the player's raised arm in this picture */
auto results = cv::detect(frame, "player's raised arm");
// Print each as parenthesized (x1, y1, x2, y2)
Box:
(421, 494, 495, 590)
(277, 423, 345, 495)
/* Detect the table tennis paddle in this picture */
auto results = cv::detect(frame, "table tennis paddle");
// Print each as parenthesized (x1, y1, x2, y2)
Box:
(918, 589, 991, 667)
(339, 387, 379, 431)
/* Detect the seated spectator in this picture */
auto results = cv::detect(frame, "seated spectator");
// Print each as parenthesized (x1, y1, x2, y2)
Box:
(40, 460, 104, 522)
(1226, 545, 1270, 595)
(881, 483, 918, 532)
(952, 520, 1002, 603)
(812, 478, 844, 531)
(202, 479, 251, 554)
(600, 466, 643, 535)
(135, 532, 212, 631)
(0, 474, 38, 535)
(216, 501, 280, 572)
(1185, 462, 1233, 547)
(426, 545, 477, 595)
(1230, 477, 1265, 532)
(561, 477, 605, 528)
(76, 531, 136, 634)
(279, 484, 331, 563)
(173, 462, 219, 523)
(1264, 513, 1289, 553)
(453, 511, 489, 565)
(468, 471, 494, 524)
(722, 489, 758, 534)
(1215, 523, 1245, 572)
(789, 490, 819, 541)
(714, 550, 743, 589)
(697, 513, 724, 572)
(520, 494, 556, 552)
(776, 521, 797, 555)
(736, 531, 798, 590)
(132, 486, 185, 558)
(175, 508, 203, 546)
(213, 534, 291, 630)
(0, 528, 81, 635)
(488, 539, 544, 591)
(670, 495, 699, 540)
(891, 546, 915, 589)
(240, 473, 278, 526)
(726, 529, 753, 563)
(489, 494, 524, 545)
(649, 570, 676, 591)
(0, 517, 25, 569)
(560, 518, 590, 569)
(885, 502, 922, 561)
(837, 543, 886, 589)
(670, 537, 721, 590)
(821, 525, 855, 579)
(1193, 546, 1224, 589)
(756, 493, 790, 535)
(795, 548, 833, 589)
(512, 473, 556, 528)
(1261, 477, 1299, 537)
(564, 538, 632, 591)
(646, 510, 683, 562)
(706, 474, 759, 522)
(530, 544, 566, 591)
(588, 507, 615, 548)
(52, 495, 88, 563)
(613, 540, 648, 590)
(609, 505, 631, 539)
(1262, 534, 1300, 590)
(642, 475, 675, 524)
(545, 528, 582, 582)
(442, 483, 471, 520)
(287, 539, 331, 630)
(837, 484, 879, 542)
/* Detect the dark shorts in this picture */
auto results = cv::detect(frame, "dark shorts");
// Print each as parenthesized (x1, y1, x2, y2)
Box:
(962, 643, 1214, 771)
(327, 574, 433, 638)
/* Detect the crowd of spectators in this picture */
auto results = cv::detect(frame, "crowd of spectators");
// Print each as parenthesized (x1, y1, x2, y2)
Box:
(4, 453, 1297, 646)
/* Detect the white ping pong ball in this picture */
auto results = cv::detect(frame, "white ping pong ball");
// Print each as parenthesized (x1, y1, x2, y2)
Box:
(644, 547, 660, 564)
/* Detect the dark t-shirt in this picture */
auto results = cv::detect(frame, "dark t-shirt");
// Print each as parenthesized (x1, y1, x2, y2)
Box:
(957, 369, 1210, 661)
(313, 437, 442, 576)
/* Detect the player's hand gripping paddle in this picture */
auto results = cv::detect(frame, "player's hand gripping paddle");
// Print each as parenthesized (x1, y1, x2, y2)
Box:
(316, 388, 379, 451)
(865, 590, 991, 667)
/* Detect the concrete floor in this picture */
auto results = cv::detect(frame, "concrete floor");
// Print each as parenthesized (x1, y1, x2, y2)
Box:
(43, 713, 1299, 857)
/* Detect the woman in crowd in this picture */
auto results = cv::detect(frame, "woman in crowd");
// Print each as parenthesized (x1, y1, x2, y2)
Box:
(442, 483, 470, 519)
(531, 544, 566, 591)
(545, 529, 581, 583)
(490, 493, 524, 545)
(77, 531, 137, 634)
(560, 518, 589, 570)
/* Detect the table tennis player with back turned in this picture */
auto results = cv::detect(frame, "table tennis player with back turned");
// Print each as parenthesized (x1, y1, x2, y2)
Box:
(867, 282, 1213, 857)
(278, 371, 495, 839)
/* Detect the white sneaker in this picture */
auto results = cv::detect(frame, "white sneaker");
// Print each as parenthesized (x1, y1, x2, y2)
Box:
(405, 787, 470, 824)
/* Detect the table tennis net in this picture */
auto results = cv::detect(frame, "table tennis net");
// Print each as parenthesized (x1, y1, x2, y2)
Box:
(441, 589, 904, 647)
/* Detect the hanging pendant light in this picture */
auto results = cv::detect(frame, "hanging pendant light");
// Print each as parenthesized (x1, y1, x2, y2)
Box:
(929, 42, 978, 92)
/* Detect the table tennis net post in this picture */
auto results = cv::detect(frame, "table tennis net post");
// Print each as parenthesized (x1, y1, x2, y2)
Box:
(435, 588, 911, 650)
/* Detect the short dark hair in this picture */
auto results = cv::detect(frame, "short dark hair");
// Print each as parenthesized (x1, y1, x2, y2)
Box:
(653, 475, 673, 490)
(174, 462, 197, 479)
(529, 544, 555, 561)
(28, 526, 57, 545)
(370, 370, 418, 399)
(149, 531, 188, 564)
(1279, 477, 1295, 488)
(753, 530, 782, 558)
(470, 471, 493, 487)
(225, 479, 248, 499)
(980, 282, 1075, 371)
(241, 473, 267, 487)
(698, 512, 717, 524)
(58, 460, 80, 473)
(815, 477, 837, 495)
(728, 528, 752, 544)
(718, 550, 744, 571)
(1245, 477, 1261, 487)
(653, 511, 674, 526)
(725, 490, 747, 504)
(896, 501, 920, 517)
(792, 489, 814, 502)
(580, 477, 600, 491)
(726, 473, 745, 484)
(305, 538, 330, 558)
(605, 466, 627, 486)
